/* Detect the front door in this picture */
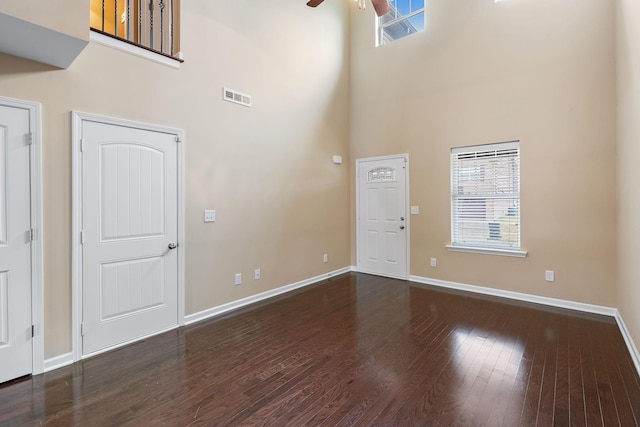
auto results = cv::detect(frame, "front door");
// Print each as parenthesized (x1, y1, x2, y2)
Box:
(0, 103, 32, 383)
(80, 118, 179, 355)
(356, 155, 408, 279)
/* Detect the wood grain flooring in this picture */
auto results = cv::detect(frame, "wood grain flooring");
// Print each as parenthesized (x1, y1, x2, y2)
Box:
(1, 273, 639, 426)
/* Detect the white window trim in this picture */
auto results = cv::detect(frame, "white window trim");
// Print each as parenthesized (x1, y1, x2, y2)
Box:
(446, 244, 527, 258)
(376, 4, 425, 46)
(90, 31, 181, 69)
(450, 140, 524, 256)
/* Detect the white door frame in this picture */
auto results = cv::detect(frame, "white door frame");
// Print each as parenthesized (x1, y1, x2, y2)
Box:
(0, 96, 44, 375)
(71, 112, 185, 361)
(355, 153, 410, 280)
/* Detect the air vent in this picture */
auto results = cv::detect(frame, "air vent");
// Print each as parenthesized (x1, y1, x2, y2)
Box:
(223, 87, 252, 108)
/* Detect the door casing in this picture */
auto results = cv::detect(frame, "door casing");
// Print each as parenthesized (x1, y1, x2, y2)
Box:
(71, 111, 185, 361)
(0, 95, 44, 376)
(355, 153, 410, 280)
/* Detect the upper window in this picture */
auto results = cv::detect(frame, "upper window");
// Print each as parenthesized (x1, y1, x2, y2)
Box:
(368, 167, 397, 183)
(377, 0, 425, 46)
(450, 141, 522, 254)
(90, 0, 181, 60)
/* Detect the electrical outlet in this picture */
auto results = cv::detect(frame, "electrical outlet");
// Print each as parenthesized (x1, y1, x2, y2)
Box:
(254, 269, 261, 280)
(323, 254, 328, 263)
(411, 206, 420, 215)
(235, 273, 242, 285)
(430, 258, 437, 268)
(545, 270, 555, 282)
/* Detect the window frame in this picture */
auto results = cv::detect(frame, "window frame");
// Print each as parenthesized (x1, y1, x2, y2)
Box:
(447, 141, 527, 258)
(376, 0, 425, 46)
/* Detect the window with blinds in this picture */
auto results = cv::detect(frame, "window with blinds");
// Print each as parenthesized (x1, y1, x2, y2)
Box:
(451, 141, 520, 250)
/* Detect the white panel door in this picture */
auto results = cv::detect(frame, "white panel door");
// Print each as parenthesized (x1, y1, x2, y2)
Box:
(357, 156, 408, 279)
(82, 120, 178, 355)
(0, 104, 32, 383)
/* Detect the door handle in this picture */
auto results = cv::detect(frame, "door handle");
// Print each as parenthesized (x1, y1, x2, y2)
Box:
(400, 217, 405, 221)
(168, 243, 178, 250)
(399, 225, 405, 230)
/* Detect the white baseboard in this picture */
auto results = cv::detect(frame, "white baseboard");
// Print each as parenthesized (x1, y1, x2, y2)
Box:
(614, 310, 640, 377)
(410, 274, 640, 377)
(39, 269, 640, 380)
(43, 352, 73, 372)
(185, 266, 352, 325)
(410, 275, 617, 316)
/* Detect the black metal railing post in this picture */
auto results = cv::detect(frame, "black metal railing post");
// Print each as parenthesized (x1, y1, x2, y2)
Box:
(92, 0, 178, 59)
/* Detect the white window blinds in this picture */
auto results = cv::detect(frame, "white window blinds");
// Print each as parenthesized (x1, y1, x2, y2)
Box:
(451, 141, 520, 249)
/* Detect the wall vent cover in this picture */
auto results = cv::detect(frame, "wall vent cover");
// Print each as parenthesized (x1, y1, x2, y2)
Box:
(223, 87, 251, 107)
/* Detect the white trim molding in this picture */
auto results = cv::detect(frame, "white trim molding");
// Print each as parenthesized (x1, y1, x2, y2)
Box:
(43, 352, 74, 372)
(71, 111, 186, 362)
(0, 96, 44, 376)
(29, 99, 44, 376)
(409, 274, 640, 377)
(185, 267, 352, 325)
(410, 275, 617, 316)
(446, 245, 527, 258)
(614, 311, 640, 377)
(90, 31, 181, 69)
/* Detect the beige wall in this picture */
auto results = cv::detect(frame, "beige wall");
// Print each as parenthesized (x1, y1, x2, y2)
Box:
(0, 0, 351, 358)
(0, 0, 633, 362)
(617, 0, 640, 350)
(350, 0, 618, 305)
(0, 0, 88, 41)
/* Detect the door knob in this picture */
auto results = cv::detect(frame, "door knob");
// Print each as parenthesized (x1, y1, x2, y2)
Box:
(168, 243, 178, 250)
(400, 217, 405, 221)
(399, 225, 405, 230)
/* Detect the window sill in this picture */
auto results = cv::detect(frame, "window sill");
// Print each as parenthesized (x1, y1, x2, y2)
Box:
(89, 30, 182, 69)
(446, 245, 528, 258)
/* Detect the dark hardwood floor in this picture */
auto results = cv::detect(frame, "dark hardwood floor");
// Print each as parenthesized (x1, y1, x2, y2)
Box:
(1, 273, 639, 426)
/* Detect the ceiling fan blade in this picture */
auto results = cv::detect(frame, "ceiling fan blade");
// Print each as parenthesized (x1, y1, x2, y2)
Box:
(306, 0, 325, 7)
(370, 0, 390, 16)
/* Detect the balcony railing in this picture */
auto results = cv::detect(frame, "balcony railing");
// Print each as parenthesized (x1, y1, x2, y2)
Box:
(90, 0, 181, 60)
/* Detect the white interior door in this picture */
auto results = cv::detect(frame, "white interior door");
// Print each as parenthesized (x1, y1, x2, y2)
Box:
(81, 120, 179, 355)
(0, 104, 32, 383)
(357, 156, 408, 279)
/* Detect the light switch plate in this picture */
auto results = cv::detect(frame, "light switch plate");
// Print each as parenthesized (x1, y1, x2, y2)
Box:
(411, 206, 420, 215)
(545, 270, 555, 282)
(204, 210, 216, 222)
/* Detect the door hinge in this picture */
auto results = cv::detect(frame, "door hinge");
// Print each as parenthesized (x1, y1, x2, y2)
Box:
(26, 133, 33, 146)
(31, 325, 35, 338)
(80, 230, 85, 245)
(81, 323, 85, 336)
(28, 228, 35, 242)
(80, 139, 85, 152)
(175, 135, 182, 143)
